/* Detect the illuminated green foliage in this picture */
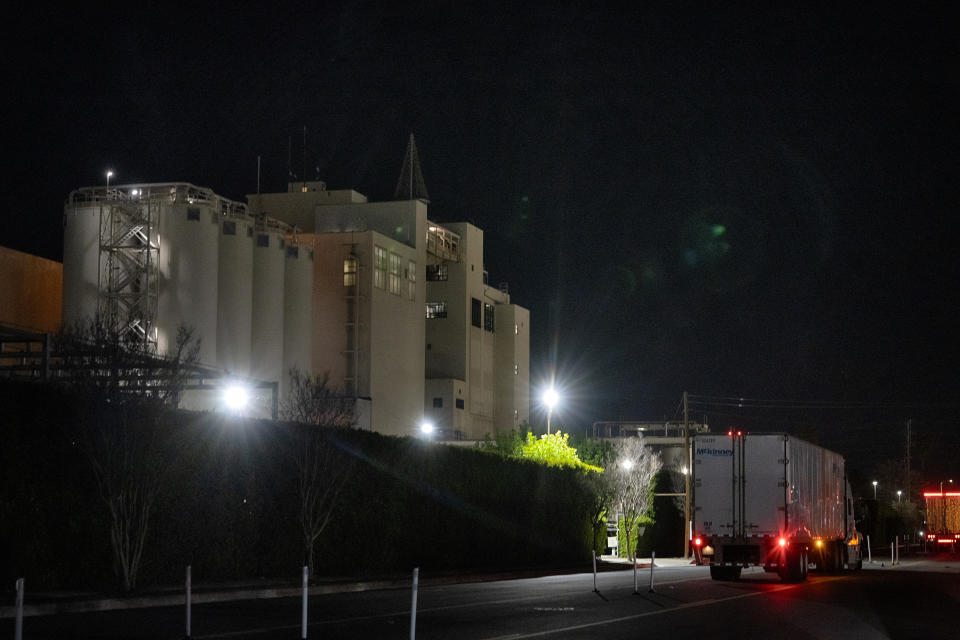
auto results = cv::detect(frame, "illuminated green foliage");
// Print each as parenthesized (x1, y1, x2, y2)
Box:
(520, 432, 602, 472)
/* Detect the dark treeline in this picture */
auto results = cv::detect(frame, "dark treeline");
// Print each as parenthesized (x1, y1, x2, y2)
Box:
(1, 379, 596, 591)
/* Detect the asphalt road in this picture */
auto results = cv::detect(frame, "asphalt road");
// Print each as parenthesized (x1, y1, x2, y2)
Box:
(5, 556, 959, 639)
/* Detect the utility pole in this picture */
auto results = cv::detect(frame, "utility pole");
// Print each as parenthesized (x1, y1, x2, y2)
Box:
(906, 419, 912, 500)
(683, 391, 691, 559)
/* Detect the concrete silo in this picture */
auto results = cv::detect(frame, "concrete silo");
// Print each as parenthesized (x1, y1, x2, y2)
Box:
(156, 184, 220, 366)
(216, 202, 254, 377)
(250, 218, 286, 388)
(283, 238, 313, 396)
(63, 184, 220, 365)
(62, 192, 103, 328)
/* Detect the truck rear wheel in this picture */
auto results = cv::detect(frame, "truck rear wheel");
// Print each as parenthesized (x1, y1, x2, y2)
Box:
(780, 547, 808, 582)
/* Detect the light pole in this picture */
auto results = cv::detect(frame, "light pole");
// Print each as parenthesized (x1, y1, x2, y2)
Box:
(940, 479, 954, 493)
(897, 490, 902, 503)
(542, 387, 559, 434)
(106, 170, 114, 187)
(872, 480, 878, 500)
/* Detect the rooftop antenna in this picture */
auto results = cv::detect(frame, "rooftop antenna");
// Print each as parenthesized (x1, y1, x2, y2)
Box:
(287, 136, 294, 182)
(393, 133, 430, 203)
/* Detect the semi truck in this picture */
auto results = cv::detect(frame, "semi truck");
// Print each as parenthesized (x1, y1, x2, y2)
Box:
(923, 488, 960, 551)
(692, 432, 862, 581)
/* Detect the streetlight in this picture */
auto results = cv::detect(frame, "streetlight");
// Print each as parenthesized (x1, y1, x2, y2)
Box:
(106, 170, 114, 187)
(941, 479, 954, 493)
(872, 480, 878, 500)
(420, 421, 434, 437)
(897, 490, 902, 503)
(541, 387, 559, 434)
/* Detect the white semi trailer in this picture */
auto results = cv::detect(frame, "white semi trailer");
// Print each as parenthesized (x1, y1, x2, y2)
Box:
(693, 432, 862, 581)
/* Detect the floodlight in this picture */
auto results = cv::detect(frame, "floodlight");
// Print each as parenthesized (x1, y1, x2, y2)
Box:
(223, 384, 249, 412)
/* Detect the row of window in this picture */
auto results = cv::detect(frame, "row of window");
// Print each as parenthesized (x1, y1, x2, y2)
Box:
(425, 298, 496, 331)
(354, 246, 416, 300)
(470, 298, 495, 332)
(340, 251, 501, 332)
(432, 397, 465, 409)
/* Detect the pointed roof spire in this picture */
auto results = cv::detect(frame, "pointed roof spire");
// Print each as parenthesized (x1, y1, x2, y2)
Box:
(393, 133, 430, 203)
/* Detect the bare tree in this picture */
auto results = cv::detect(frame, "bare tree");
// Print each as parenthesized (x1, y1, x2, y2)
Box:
(610, 436, 662, 560)
(281, 369, 355, 427)
(56, 318, 199, 592)
(585, 470, 615, 554)
(281, 369, 356, 580)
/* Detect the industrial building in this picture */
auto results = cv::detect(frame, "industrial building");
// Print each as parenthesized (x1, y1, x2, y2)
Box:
(248, 178, 530, 439)
(55, 159, 529, 438)
(60, 183, 312, 414)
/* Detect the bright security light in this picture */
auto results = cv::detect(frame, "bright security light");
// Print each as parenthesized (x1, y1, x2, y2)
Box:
(541, 387, 559, 409)
(621, 459, 634, 471)
(223, 385, 249, 412)
(420, 421, 434, 435)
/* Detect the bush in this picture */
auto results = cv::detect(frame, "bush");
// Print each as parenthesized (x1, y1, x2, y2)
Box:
(1, 379, 599, 589)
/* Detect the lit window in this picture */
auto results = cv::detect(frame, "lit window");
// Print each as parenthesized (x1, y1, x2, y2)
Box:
(514, 363, 519, 375)
(515, 324, 519, 335)
(374, 246, 386, 289)
(426, 302, 447, 318)
(426, 264, 448, 281)
(343, 255, 358, 287)
(484, 303, 495, 332)
(389, 252, 402, 295)
(407, 260, 416, 300)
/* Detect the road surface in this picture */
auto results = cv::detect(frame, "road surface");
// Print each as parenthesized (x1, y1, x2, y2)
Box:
(5, 556, 958, 638)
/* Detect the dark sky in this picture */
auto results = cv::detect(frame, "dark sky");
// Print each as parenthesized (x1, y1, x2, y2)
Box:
(3, 2, 958, 479)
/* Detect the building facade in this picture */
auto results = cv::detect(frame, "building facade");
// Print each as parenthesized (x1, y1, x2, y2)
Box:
(249, 180, 529, 439)
(55, 176, 529, 437)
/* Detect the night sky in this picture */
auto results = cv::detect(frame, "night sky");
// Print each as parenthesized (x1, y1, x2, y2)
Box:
(3, 3, 958, 480)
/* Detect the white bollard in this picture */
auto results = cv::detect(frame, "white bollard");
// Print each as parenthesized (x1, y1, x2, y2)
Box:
(185, 565, 192, 640)
(301, 565, 308, 639)
(592, 551, 599, 593)
(867, 535, 872, 563)
(410, 567, 419, 640)
(891, 542, 894, 566)
(633, 551, 638, 594)
(648, 551, 656, 593)
(15, 578, 24, 640)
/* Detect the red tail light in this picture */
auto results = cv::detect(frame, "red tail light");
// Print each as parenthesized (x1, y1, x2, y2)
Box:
(694, 537, 702, 546)
(778, 537, 787, 547)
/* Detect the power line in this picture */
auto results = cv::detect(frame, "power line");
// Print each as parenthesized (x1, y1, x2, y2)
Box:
(686, 394, 960, 411)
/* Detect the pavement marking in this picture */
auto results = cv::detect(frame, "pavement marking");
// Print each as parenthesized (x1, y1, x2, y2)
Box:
(192, 572, 713, 638)
(481, 576, 849, 640)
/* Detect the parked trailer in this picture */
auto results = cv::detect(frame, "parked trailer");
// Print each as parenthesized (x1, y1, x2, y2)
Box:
(693, 432, 862, 582)
(923, 489, 960, 551)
